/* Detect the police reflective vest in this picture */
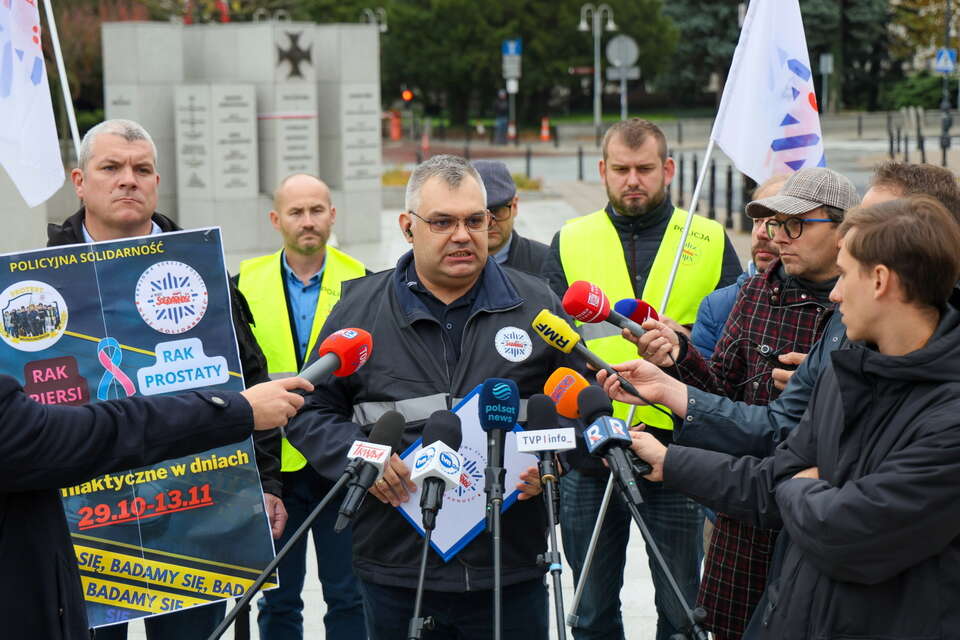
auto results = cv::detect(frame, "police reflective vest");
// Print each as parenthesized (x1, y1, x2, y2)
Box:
(558, 208, 724, 429)
(238, 247, 366, 471)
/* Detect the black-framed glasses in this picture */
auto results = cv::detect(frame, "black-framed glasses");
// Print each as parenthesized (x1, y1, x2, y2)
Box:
(765, 217, 834, 240)
(408, 210, 492, 234)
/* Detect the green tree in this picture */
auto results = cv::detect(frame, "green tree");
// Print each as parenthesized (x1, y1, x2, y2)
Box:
(300, 0, 676, 126)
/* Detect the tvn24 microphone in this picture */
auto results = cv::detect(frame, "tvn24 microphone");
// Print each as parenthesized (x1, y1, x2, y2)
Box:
(531, 309, 643, 400)
(543, 367, 590, 419)
(614, 298, 659, 325)
(578, 386, 646, 506)
(563, 280, 645, 338)
(298, 328, 373, 389)
(334, 410, 405, 533)
(411, 410, 463, 531)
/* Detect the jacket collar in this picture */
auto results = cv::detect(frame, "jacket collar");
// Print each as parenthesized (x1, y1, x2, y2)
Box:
(47, 207, 181, 247)
(392, 250, 524, 327)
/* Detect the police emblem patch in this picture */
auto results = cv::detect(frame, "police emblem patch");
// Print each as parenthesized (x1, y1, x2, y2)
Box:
(494, 326, 532, 362)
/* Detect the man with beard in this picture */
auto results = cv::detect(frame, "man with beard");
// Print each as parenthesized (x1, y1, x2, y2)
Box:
(691, 174, 786, 359)
(236, 173, 367, 640)
(631, 166, 859, 640)
(541, 118, 742, 640)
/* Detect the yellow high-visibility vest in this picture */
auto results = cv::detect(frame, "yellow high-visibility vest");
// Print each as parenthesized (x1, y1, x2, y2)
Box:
(558, 208, 725, 428)
(239, 247, 366, 471)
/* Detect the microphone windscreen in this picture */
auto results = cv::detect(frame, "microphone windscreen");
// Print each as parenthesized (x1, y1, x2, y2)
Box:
(422, 410, 462, 450)
(543, 367, 590, 418)
(614, 298, 659, 323)
(577, 385, 613, 425)
(526, 394, 558, 431)
(317, 328, 373, 376)
(368, 410, 405, 451)
(562, 280, 611, 323)
(478, 378, 520, 432)
(531, 309, 581, 354)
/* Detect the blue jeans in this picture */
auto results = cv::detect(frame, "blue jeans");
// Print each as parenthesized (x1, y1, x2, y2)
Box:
(559, 469, 703, 640)
(93, 601, 225, 639)
(256, 467, 365, 640)
(358, 578, 548, 640)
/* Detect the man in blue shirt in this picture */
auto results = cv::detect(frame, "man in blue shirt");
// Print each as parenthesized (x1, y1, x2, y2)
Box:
(237, 174, 368, 640)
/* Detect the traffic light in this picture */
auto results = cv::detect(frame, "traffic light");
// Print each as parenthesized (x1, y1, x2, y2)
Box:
(401, 88, 414, 104)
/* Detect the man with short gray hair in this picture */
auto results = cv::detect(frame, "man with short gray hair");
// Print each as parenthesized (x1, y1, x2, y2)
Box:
(49, 119, 280, 640)
(284, 154, 582, 639)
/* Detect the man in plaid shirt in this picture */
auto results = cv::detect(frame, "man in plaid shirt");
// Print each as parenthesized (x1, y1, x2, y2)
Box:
(630, 166, 860, 640)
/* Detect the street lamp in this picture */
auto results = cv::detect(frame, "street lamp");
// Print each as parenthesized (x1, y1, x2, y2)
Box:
(941, 0, 953, 167)
(579, 3, 617, 145)
(360, 7, 388, 33)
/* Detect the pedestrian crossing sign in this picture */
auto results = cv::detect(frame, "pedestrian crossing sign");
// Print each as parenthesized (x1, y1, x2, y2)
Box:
(935, 48, 957, 74)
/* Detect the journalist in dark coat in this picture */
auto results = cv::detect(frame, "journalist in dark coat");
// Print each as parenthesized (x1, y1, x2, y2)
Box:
(0, 375, 307, 639)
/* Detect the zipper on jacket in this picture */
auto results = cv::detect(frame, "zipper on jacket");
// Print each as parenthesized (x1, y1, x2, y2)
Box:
(464, 565, 471, 591)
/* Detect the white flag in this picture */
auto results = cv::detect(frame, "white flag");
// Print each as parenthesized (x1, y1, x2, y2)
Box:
(711, 0, 826, 184)
(0, 0, 64, 207)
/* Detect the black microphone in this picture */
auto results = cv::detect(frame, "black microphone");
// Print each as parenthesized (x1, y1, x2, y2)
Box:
(412, 410, 463, 531)
(334, 410, 406, 533)
(478, 377, 520, 525)
(524, 394, 569, 524)
(578, 386, 645, 506)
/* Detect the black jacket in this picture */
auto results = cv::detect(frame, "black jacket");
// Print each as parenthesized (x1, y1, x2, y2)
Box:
(503, 230, 549, 277)
(665, 291, 960, 639)
(0, 375, 253, 639)
(286, 251, 581, 591)
(47, 209, 281, 496)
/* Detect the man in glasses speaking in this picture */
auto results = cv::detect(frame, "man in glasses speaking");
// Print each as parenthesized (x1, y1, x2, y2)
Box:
(284, 154, 581, 639)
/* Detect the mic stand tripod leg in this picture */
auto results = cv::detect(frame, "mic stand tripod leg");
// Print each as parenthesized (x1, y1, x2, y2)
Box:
(537, 471, 567, 640)
(617, 484, 708, 640)
(206, 470, 354, 640)
(485, 466, 506, 640)
(566, 472, 614, 628)
(568, 402, 637, 628)
(407, 529, 435, 639)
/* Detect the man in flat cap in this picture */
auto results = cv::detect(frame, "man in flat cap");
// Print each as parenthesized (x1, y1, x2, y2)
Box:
(473, 160, 549, 276)
(628, 166, 860, 640)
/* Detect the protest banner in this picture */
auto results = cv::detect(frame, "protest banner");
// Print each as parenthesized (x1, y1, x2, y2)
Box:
(0, 228, 276, 628)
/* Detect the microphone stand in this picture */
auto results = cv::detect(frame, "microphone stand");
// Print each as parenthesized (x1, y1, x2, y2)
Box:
(567, 402, 637, 629)
(536, 454, 567, 640)
(206, 469, 355, 640)
(485, 433, 506, 640)
(610, 456, 708, 640)
(407, 528, 435, 639)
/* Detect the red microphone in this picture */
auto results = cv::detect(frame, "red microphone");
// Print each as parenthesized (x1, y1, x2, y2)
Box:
(299, 328, 373, 384)
(562, 280, 646, 338)
(614, 299, 659, 324)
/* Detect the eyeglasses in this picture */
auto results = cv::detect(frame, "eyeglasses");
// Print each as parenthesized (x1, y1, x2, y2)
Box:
(765, 217, 834, 240)
(408, 210, 492, 234)
(488, 205, 513, 222)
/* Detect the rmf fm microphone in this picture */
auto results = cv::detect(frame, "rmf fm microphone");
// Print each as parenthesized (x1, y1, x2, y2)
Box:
(411, 410, 463, 531)
(578, 386, 646, 506)
(531, 309, 643, 400)
(563, 280, 645, 338)
(298, 328, 373, 388)
(334, 410, 405, 533)
(543, 366, 590, 419)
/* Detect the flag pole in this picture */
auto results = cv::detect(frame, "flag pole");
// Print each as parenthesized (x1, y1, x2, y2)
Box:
(40, 0, 81, 160)
(658, 137, 717, 314)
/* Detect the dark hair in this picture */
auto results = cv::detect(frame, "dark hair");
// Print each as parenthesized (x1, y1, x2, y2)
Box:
(839, 195, 960, 308)
(871, 162, 960, 222)
(601, 118, 667, 162)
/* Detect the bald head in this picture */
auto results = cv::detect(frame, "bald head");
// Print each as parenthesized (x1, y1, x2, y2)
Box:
(270, 174, 336, 257)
